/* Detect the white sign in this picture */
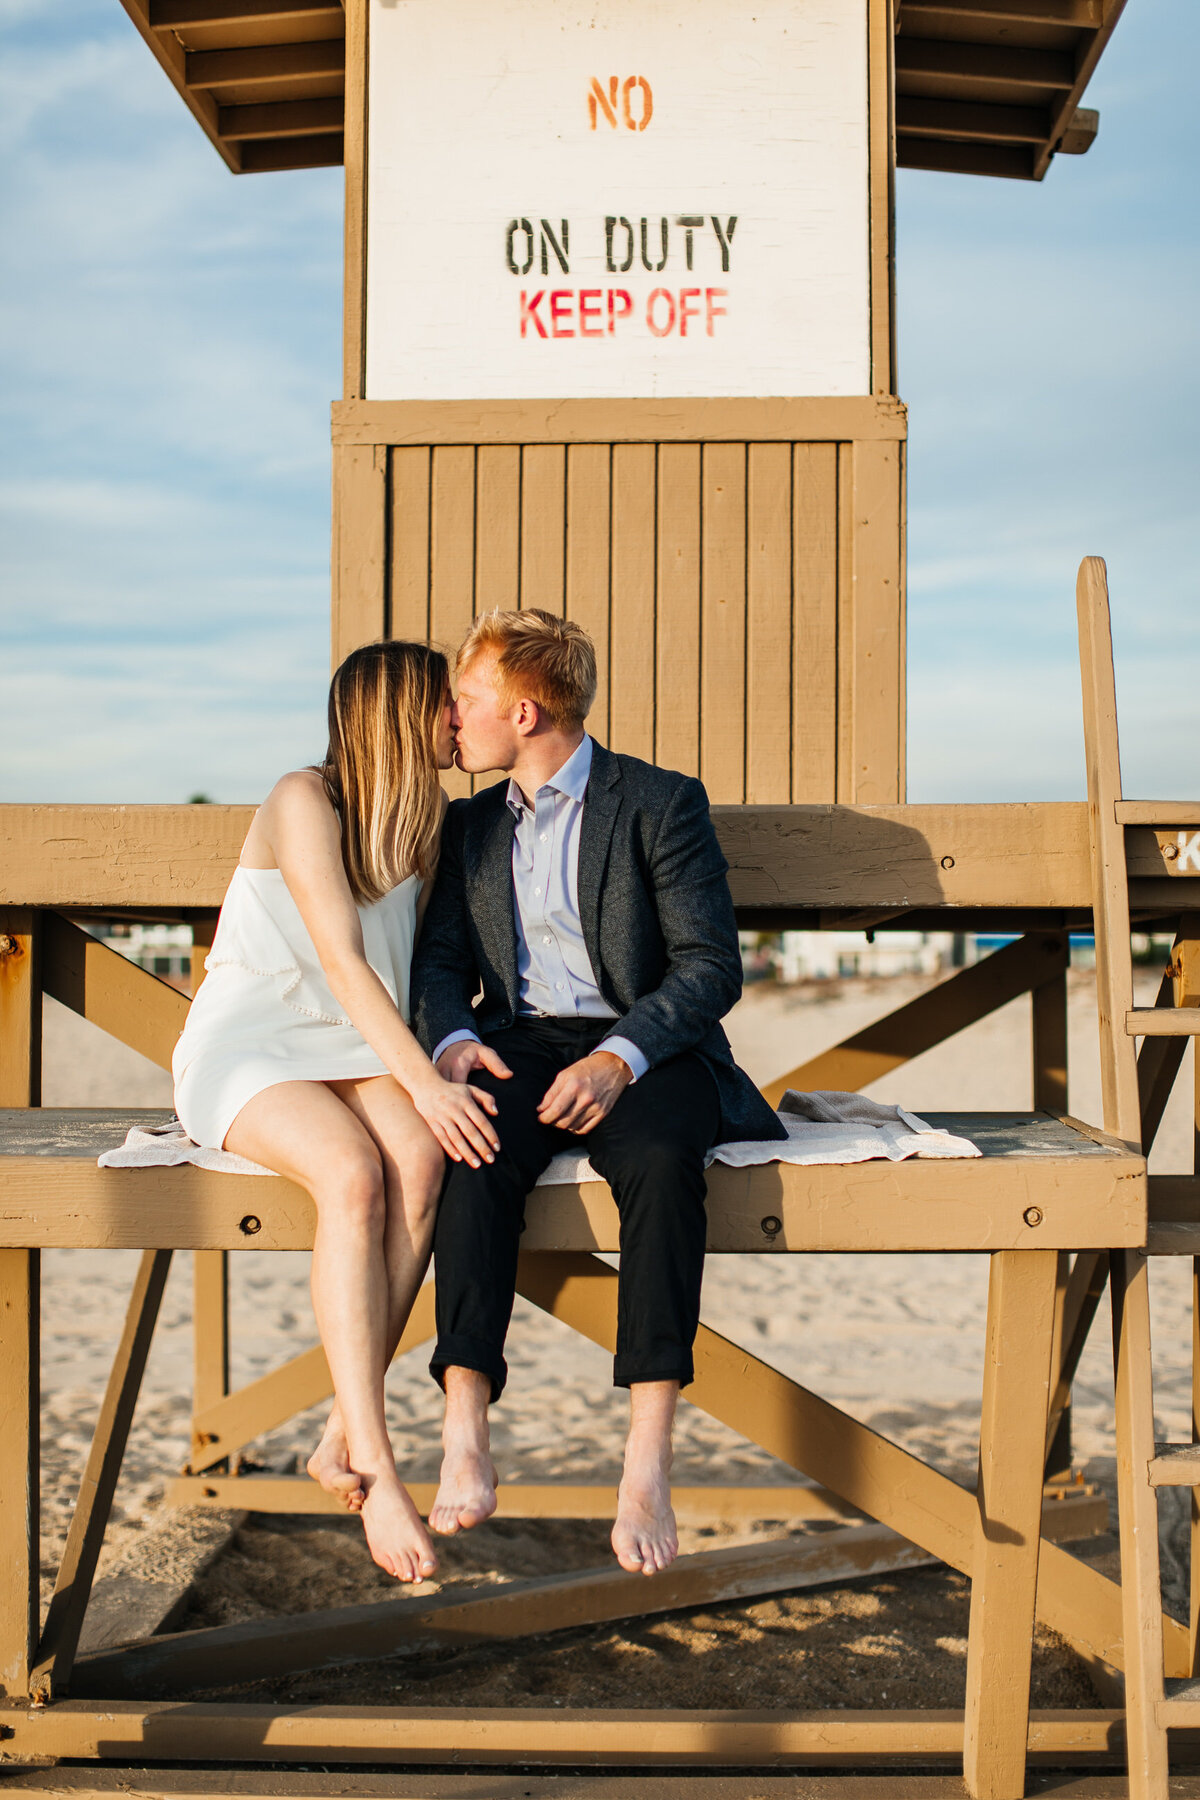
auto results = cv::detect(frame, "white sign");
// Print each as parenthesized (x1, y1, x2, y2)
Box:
(365, 0, 870, 400)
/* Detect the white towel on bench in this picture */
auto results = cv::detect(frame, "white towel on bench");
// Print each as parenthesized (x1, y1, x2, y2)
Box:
(98, 1091, 979, 1180)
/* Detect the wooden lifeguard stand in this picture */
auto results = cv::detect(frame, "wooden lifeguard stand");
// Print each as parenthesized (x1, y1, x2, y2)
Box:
(11, 3, 1200, 1798)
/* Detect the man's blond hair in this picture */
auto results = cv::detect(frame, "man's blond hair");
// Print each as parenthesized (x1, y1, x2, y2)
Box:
(458, 609, 597, 730)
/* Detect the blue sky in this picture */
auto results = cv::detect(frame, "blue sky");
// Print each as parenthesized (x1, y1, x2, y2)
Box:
(2, 0, 1196, 803)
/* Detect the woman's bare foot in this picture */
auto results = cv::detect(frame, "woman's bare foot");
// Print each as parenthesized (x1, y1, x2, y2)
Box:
(358, 1468, 438, 1581)
(306, 1410, 365, 1511)
(428, 1446, 498, 1535)
(612, 1460, 678, 1575)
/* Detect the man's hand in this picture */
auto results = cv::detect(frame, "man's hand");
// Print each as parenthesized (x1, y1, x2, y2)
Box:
(436, 1040, 513, 1085)
(537, 1051, 632, 1135)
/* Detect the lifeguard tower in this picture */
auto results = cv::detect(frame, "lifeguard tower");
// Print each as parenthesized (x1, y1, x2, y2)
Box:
(5, 2, 1200, 1796)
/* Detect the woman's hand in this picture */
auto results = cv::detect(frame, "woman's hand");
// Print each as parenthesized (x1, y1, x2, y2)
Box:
(413, 1076, 501, 1168)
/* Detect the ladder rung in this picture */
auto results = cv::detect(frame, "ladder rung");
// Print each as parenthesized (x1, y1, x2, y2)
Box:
(1147, 1221, 1200, 1256)
(1160, 1678, 1200, 1724)
(1149, 1443, 1200, 1487)
(1117, 801, 1200, 826)
(1126, 1010, 1200, 1037)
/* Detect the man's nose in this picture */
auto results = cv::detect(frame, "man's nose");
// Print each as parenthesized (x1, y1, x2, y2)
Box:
(450, 703, 463, 728)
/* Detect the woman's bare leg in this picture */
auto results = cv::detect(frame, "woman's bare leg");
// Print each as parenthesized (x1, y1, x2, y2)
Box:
(224, 1079, 437, 1581)
(307, 1075, 444, 1512)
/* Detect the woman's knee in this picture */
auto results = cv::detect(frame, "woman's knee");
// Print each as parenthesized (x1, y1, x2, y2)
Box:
(391, 1134, 445, 1227)
(314, 1144, 386, 1231)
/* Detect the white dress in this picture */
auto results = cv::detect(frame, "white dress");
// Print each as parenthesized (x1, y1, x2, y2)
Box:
(172, 865, 421, 1149)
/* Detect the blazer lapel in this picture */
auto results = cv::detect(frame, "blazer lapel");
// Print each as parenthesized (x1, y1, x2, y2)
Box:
(578, 743, 623, 994)
(468, 790, 519, 1013)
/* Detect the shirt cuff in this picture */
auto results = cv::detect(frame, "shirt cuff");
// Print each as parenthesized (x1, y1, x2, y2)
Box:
(596, 1036, 648, 1082)
(432, 1028, 481, 1067)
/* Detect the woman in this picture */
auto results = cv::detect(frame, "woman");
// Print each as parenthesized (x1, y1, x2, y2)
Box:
(172, 642, 499, 1583)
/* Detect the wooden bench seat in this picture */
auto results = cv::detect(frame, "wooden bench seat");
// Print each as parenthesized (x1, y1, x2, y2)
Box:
(0, 1105, 1146, 1253)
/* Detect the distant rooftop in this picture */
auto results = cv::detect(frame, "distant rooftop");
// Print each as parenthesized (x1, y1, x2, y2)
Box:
(119, 0, 1127, 181)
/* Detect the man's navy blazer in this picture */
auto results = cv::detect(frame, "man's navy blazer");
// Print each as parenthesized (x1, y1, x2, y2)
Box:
(410, 740, 786, 1146)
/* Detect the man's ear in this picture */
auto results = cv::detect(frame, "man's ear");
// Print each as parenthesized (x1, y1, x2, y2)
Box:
(513, 697, 541, 737)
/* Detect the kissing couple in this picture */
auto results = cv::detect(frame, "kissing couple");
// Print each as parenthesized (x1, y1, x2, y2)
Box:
(173, 609, 783, 1584)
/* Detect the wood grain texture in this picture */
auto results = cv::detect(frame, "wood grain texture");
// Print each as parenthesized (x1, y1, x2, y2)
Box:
(746, 443, 793, 803)
(868, 0, 896, 397)
(609, 445, 656, 765)
(654, 444, 702, 777)
(701, 444, 747, 802)
(388, 446, 430, 640)
(332, 396, 908, 447)
(564, 444, 611, 743)
(429, 447, 476, 798)
(331, 443, 387, 665)
(0, 911, 40, 1110)
(0, 1246, 37, 1696)
(474, 446, 520, 614)
(42, 913, 188, 1072)
(519, 445, 566, 616)
(843, 439, 903, 803)
(791, 444, 839, 801)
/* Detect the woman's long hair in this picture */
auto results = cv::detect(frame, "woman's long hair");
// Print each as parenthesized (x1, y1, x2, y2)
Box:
(318, 641, 449, 904)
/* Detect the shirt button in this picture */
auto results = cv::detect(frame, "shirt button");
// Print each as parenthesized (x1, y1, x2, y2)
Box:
(555, 982, 565, 991)
(540, 834, 548, 842)
(534, 887, 542, 896)
(543, 935, 552, 946)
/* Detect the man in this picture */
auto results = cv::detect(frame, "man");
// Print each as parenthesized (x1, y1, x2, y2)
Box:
(411, 608, 784, 1574)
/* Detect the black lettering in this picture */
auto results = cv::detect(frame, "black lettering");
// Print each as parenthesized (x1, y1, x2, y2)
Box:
(506, 218, 534, 276)
(606, 216, 635, 273)
(640, 216, 668, 273)
(540, 219, 570, 276)
(711, 215, 737, 272)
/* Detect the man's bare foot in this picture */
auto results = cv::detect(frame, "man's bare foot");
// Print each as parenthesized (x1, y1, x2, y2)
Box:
(358, 1468, 438, 1582)
(613, 1447, 678, 1576)
(306, 1411, 365, 1511)
(428, 1447, 498, 1535)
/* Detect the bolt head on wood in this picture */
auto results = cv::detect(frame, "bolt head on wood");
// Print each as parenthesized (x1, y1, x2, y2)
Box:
(1023, 1206, 1044, 1227)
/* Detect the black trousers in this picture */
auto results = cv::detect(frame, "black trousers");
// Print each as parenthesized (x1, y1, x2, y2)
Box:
(430, 1017, 719, 1399)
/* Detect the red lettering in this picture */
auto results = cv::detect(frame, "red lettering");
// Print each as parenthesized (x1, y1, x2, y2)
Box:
(678, 287, 701, 337)
(520, 291, 547, 339)
(608, 289, 633, 333)
(646, 287, 675, 337)
(705, 288, 728, 336)
(549, 290, 575, 337)
(578, 289, 604, 338)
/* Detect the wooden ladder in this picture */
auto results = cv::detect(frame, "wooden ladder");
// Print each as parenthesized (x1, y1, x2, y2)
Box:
(1077, 555, 1200, 1798)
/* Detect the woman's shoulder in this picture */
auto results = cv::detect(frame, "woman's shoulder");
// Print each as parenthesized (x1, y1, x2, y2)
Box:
(264, 768, 334, 818)
(244, 770, 339, 868)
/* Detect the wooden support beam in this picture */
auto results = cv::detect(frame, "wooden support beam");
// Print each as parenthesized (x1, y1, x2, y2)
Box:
(895, 38, 1075, 89)
(149, 0, 339, 27)
(762, 932, 1068, 1105)
(899, 0, 1102, 24)
(1032, 949, 1069, 1112)
(238, 134, 343, 174)
(897, 137, 1035, 180)
(219, 97, 343, 141)
(514, 1252, 1190, 1678)
(1128, 1011, 1200, 1038)
(190, 1285, 435, 1472)
(897, 96, 1050, 145)
(0, 1698, 1147, 1766)
(32, 1251, 172, 1699)
(186, 39, 344, 90)
(41, 912, 187, 1071)
(73, 1523, 938, 1698)
(963, 1250, 1057, 1800)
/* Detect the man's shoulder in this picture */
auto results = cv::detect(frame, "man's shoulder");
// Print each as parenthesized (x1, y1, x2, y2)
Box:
(599, 745, 705, 808)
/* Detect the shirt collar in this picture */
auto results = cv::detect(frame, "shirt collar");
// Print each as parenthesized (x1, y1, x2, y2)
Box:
(506, 734, 593, 817)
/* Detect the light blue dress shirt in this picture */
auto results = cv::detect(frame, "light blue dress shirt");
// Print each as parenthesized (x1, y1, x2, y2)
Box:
(431, 735, 648, 1080)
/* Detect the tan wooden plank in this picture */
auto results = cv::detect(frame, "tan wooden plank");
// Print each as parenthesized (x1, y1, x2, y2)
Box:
(745, 443, 793, 804)
(429, 446, 476, 799)
(42, 913, 188, 1072)
(32, 1250, 172, 1697)
(840, 440, 903, 804)
(791, 444, 839, 802)
(701, 444, 746, 802)
(0, 911, 41, 1110)
(388, 447, 430, 642)
(962, 1250, 1057, 1800)
(332, 396, 909, 448)
(192, 1250, 230, 1431)
(1128, 1010, 1200, 1038)
(0, 1247, 38, 1697)
(4, 800, 1186, 912)
(609, 444, 656, 765)
(835, 443, 856, 803)
(75, 1523, 937, 1697)
(516, 1252, 1182, 1680)
(519, 445, 566, 616)
(654, 443, 702, 777)
(1032, 957, 1069, 1112)
(474, 446, 520, 616)
(762, 932, 1068, 1104)
(0, 1698, 1132, 1765)
(339, 0, 365, 398)
(1118, 802, 1200, 826)
(189, 1285, 435, 1472)
(564, 444, 611, 743)
(1110, 1248, 1169, 1794)
(1077, 557, 1140, 1146)
(868, 0, 895, 397)
(331, 443, 387, 666)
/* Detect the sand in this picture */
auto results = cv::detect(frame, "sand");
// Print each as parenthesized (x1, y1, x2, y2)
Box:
(33, 966, 1197, 1712)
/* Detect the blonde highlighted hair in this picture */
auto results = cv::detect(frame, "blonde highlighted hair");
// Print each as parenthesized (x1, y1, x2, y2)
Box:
(458, 608, 596, 730)
(318, 641, 448, 905)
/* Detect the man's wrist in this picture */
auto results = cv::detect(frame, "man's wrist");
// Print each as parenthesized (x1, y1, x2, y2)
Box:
(595, 1035, 648, 1082)
(431, 1027, 481, 1067)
